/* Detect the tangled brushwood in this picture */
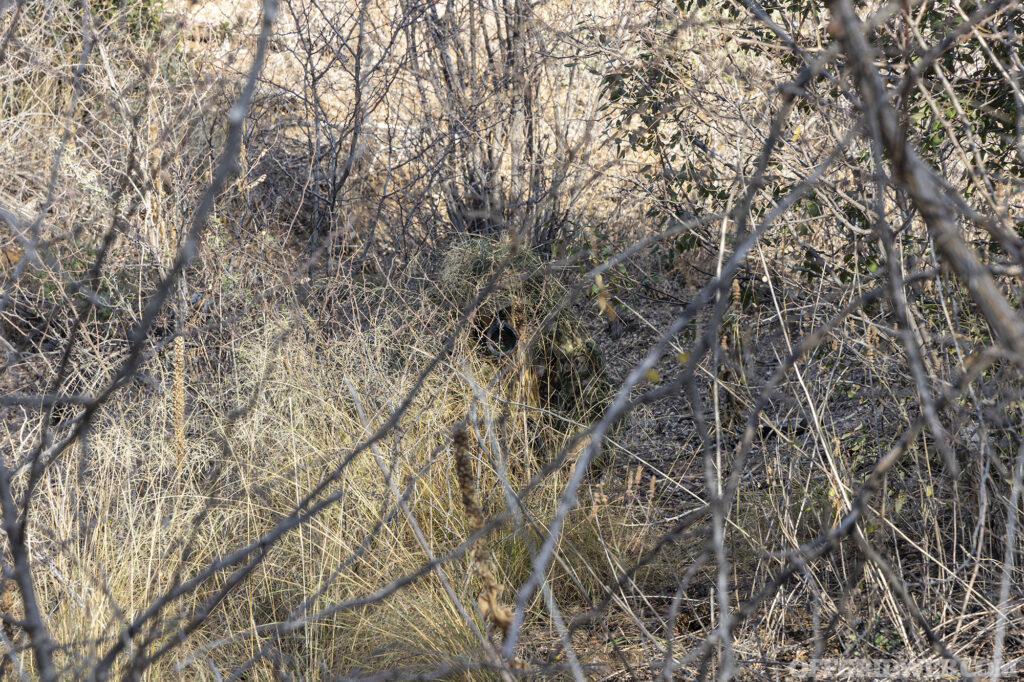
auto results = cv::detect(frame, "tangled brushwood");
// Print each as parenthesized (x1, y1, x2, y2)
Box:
(2, 0, 1024, 679)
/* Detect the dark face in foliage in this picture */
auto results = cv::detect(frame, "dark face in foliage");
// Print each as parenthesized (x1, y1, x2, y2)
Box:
(483, 316, 518, 356)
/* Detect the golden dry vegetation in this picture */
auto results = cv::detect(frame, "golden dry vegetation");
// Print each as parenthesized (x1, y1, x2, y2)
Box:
(2, 0, 1023, 679)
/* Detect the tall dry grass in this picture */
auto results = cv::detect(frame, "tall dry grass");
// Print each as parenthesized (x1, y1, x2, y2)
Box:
(13, 259, 639, 677)
(3, 0, 1024, 679)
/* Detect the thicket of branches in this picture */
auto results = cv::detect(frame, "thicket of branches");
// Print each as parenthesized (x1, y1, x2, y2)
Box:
(1, 0, 1023, 679)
